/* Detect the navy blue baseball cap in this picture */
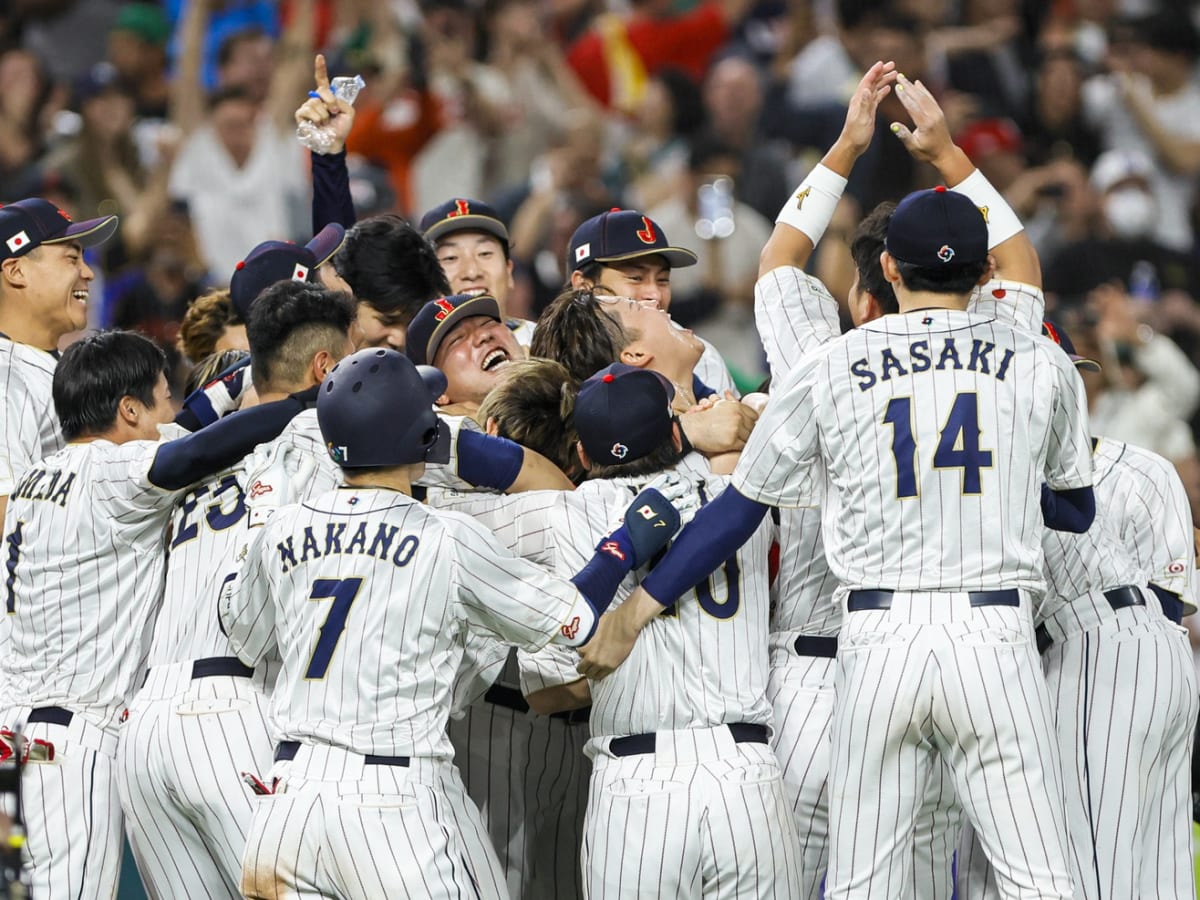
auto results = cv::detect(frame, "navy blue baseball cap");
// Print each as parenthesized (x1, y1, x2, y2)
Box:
(229, 223, 346, 321)
(0, 198, 118, 261)
(1041, 320, 1101, 372)
(885, 186, 987, 268)
(405, 292, 503, 367)
(575, 363, 676, 466)
(420, 198, 509, 245)
(568, 209, 697, 272)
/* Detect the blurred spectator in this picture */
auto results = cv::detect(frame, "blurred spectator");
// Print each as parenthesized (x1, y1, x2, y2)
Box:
(168, 0, 313, 281)
(0, 48, 63, 200)
(955, 117, 1025, 192)
(21, 0, 123, 83)
(1082, 11, 1200, 251)
(1045, 149, 1198, 301)
(107, 2, 172, 120)
(566, 0, 753, 113)
(702, 55, 789, 222)
(110, 245, 206, 351)
(931, 0, 1030, 122)
(163, 0, 280, 91)
(784, 0, 864, 109)
(1022, 46, 1101, 167)
(646, 133, 771, 386)
(619, 68, 705, 211)
(510, 192, 608, 319)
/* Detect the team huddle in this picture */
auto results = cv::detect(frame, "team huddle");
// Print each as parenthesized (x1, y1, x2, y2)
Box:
(0, 59, 1195, 900)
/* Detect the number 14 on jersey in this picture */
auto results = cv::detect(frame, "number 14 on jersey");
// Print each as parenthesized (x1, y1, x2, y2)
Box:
(882, 392, 993, 498)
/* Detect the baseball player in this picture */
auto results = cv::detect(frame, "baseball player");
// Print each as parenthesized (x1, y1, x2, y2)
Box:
(222, 348, 681, 899)
(566, 208, 737, 396)
(436, 363, 803, 898)
(420, 198, 537, 347)
(0, 199, 117, 524)
(116, 283, 357, 899)
(0, 330, 318, 899)
(584, 184, 1097, 899)
(530, 287, 757, 471)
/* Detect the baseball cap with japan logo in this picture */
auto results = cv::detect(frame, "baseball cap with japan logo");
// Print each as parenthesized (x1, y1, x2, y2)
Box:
(575, 363, 677, 466)
(0, 198, 118, 260)
(228, 223, 347, 321)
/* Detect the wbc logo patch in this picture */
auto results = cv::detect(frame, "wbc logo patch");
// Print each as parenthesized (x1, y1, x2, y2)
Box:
(6, 231, 29, 254)
(610, 442, 628, 459)
(937, 244, 955, 263)
(292, 263, 309, 282)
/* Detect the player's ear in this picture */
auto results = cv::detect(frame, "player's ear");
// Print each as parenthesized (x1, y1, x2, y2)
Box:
(311, 350, 334, 384)
(576, 441, 591, 473)
(1, 255, 28, 289)
(977, 255, 997, 287)
(117, 394, 140, 427)
(619, 345, 651, 368)
(506, 257, 515, 290)
(880, 250, 901, 286)
(670, 420, 683, 453)
(484, 416, 501, 437)
(570, 270, 589, 289)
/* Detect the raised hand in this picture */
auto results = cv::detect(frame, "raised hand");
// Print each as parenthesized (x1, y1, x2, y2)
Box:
(838, 60, 898, 157)
(293, 54, 357, 154)
(888, 72, 956, 167)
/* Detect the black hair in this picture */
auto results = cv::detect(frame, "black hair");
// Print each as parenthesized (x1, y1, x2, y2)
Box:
(584, 433, 683, 480)
(655, 68, 705, 138)
(850, 201, 899, 315)
(687, 131, 741, 173)
(217, 27, 269, 68)
(530, 287, 629, 382)
(53, 330, 168, 440)
(333, 215, 450, 325)
(573, 260, 604, 282)
(893, 259, 990, 296)
(246, 282, 355, 391)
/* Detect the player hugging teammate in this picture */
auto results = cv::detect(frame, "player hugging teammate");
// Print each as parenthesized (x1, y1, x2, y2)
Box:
(0, 55, 1194, 900)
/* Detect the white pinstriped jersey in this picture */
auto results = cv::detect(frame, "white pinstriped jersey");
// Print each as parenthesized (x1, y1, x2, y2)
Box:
(220, 488, 591, 759)
(146, 463, 250, 666)
(0, 440, 180, 733)
(0, 338, 63, 496)
(697, 336, 738, 397)
(440, 473, 776, 736)
(1093, 438, 1196, 605)
(735, 310, 1093, 591)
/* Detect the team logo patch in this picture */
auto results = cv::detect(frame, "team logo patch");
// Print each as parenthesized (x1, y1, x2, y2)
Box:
(937, 244, 955, 263)
(433, 297, 456, 321)
(793, 186, 811, 210)
(560, 616, 581, 640)
(450, 199, 470, 217)
(1168, 560, 1187, 574)
(575, 242, 591, 262)
(611, 442, 628, 459)
(600, 541, 626, 561)
(291, 263, 309, 282)
(636, 216, 657, 245)
(249, 480, 273, 499)
(328, 444, 349, 463)
(978, 205, 990, 223)
(6, 231, 29, 253)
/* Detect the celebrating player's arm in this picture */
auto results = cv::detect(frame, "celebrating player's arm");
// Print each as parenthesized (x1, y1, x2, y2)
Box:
(888, 71, 1043, 303)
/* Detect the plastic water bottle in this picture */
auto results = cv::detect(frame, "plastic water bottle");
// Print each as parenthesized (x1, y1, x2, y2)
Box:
(1128, 259, 1159, 306)
(296, 75, 366, 154)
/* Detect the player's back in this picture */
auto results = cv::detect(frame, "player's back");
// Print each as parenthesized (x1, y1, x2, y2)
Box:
(803, 309, 1088, 591)
(244, 487, 578, 758)
(564, 475, 775, 738)
(0, 440, 175, 731)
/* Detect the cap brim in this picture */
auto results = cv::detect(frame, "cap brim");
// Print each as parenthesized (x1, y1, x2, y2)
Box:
(306, 223, 346, 267)
(1071, 355, 1102, 373)
(425, 215, 510, 245)
(426, 295, 503, 364)
(594, 246, 698, 268)
(43, 215, 119, 249)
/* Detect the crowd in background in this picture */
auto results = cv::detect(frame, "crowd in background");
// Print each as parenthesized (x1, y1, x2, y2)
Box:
(1, 0, 1200, 503)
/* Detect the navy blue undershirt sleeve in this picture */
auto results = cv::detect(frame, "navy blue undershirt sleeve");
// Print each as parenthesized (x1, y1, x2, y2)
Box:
(149, 396, 306, 491)
(692, 375, 717, 401)
(1039, 484, 1096, 533)
(456, 430, 524, 492)
(311, 150, 356, 232)
(641, 486, 769, 607)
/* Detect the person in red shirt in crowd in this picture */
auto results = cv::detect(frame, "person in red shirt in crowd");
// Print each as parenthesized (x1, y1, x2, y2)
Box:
(566, 0, 752, 112)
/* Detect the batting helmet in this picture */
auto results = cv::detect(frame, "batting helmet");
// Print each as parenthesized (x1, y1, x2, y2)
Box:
(317, 348, 442, 467)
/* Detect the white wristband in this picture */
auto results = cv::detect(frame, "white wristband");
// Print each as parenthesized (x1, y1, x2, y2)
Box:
(951, 168, 1024, 249)
(775, 164, 847, 246)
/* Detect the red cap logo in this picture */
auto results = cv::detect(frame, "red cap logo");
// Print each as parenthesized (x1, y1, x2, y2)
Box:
(433, 297, 457, 321)
(636, 216, 657, 245)
(449, 199, 470, 218)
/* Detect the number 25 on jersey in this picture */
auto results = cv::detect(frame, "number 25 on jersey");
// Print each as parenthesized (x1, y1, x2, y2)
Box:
(883, 393, 993, 498)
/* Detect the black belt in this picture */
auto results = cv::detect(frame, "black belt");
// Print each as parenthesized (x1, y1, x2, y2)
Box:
(191, 657, 255, 679)
(1036, 585, 1147, 655)
(27, 707, 72, 727)
(793, 635, 838, 657)
(484, 684, 590, 724)
(609, 722, 768, 757)
(847, 589, 1019, 611)
(274, 741, 409, 767)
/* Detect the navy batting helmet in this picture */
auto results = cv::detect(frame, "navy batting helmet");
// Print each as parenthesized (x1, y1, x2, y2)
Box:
(317, 348, 443, 467)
